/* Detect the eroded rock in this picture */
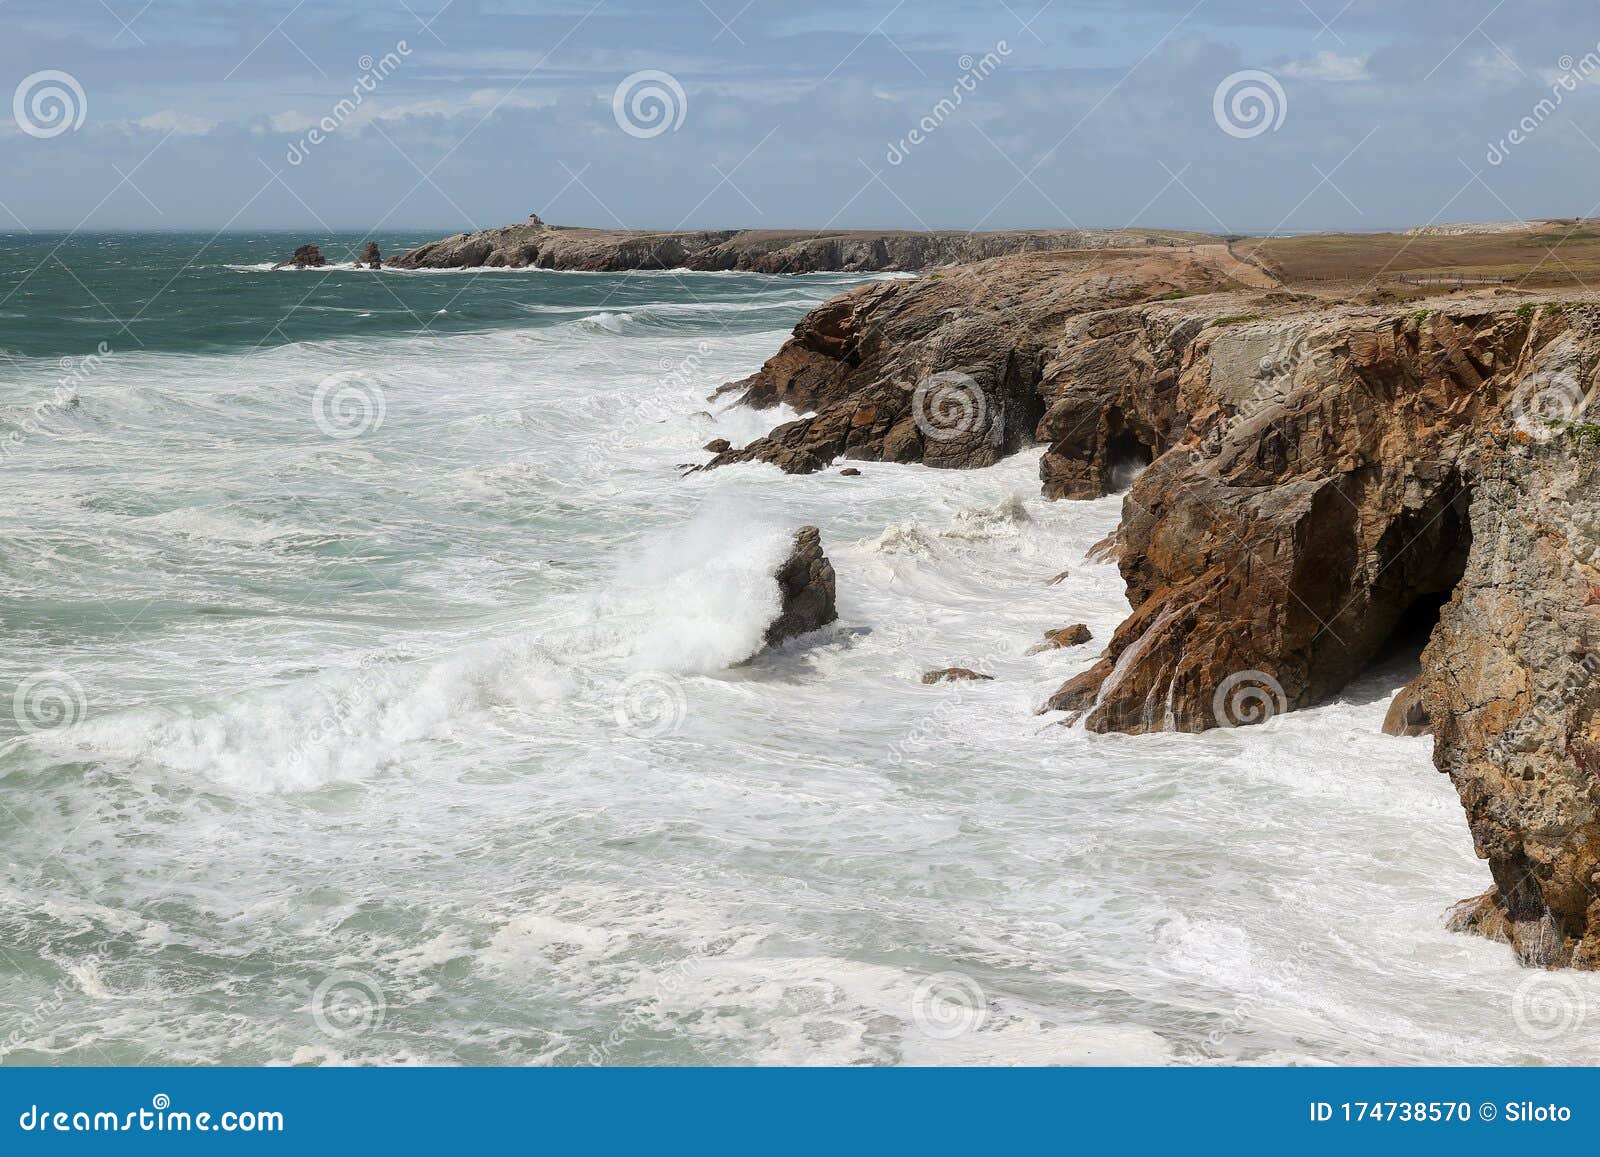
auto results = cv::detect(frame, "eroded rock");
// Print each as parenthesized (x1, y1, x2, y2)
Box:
(1425, 438, 1600, 967)
(765, 526, 838, 647)
(705, 250, 1252, 475)
(272, 244, 326, 270)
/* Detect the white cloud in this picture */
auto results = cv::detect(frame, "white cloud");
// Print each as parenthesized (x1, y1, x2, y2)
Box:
(260, 89, 555, 137)
(1281, 51, 1371, 82)
(131, 109, 219, 135)
(266, 110, 318, 134)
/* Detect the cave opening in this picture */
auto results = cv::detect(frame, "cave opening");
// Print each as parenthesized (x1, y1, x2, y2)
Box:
(1371, 483, 1474, 671)
(1374, 589, 1454, 665)
(1105, 429, 1156, 493)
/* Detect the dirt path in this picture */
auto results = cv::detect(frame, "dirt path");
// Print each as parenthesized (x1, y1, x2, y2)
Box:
(1201, 242, 1281, 290)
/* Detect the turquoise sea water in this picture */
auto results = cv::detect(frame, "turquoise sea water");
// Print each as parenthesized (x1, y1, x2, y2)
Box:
(0, 232, 842, 359)
(1, 233, 1595, 1066)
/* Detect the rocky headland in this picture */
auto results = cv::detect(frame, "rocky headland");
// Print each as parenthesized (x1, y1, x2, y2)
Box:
(701, 237, 1600, 969)
(387, 216, 1207, 273)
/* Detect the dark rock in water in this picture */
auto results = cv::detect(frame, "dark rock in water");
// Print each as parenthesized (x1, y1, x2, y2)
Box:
(1027, 624, 1093, 655)
(764, 526, 837, 647)
(272, 244, 327, 270)
(1382, 676, 1429, 736)
(839, 467, 861, 476)
(922, 668, 993, 684)
(359, 241, 382, 269)
(1044, 569, 1070, 585)
(703, 438, 731, 453)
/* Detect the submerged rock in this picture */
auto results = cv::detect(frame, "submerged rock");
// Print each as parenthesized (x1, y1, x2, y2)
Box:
(764, 526, 837, 647)
(921, 668, 994, 684)
(272, 244, 327, 270)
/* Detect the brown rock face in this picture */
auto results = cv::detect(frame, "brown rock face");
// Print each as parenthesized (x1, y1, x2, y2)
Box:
(272, 244, 327, 270)
(765, 526, 838, 647)
(1047, 305, 1548, 733)
(1424, 440, 1600, 967)
(704, 250, 1248, 476)
(359, 241, 382, 269)
(1382, 676, 1430, 736)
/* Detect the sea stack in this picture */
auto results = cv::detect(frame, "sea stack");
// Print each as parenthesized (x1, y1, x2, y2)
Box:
(359, 241, 382, 269)
(271, 243, 327, 270)
(764, 526, 838, 647)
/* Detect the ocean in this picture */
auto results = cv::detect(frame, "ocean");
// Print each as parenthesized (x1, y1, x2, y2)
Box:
(1, 232, 1594, 1066)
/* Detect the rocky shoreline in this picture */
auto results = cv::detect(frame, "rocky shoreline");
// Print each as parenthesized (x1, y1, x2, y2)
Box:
(386, 215, 1209, 273)
(703, 240, 1600, 969)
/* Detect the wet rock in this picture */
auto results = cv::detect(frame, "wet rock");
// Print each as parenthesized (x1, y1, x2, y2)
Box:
(1085, 530, 1121, 563)
(921, 668, 994, 684)
(839, 467, 861, 476)
(703, 438, 731, 453)
(359, 241, 382, 269)
(1045, 569, 1071, 585)
(1027, 624, 1093, 655)
(764, 526, 837, 647)
(272, 244, 327, 270)
(1382, 676, 1430, 736)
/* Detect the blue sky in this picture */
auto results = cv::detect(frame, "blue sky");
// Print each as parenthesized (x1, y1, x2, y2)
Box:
(4, 0, 1600, 233)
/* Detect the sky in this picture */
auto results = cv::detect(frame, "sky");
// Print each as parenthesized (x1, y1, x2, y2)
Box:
(4, 0, 1600, 235)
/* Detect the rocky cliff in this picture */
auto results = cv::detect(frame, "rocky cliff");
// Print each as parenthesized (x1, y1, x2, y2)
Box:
(1427, 437, 1600, 968)
(387, 219, 1209, 272)
(708, 244, 1600, 967)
